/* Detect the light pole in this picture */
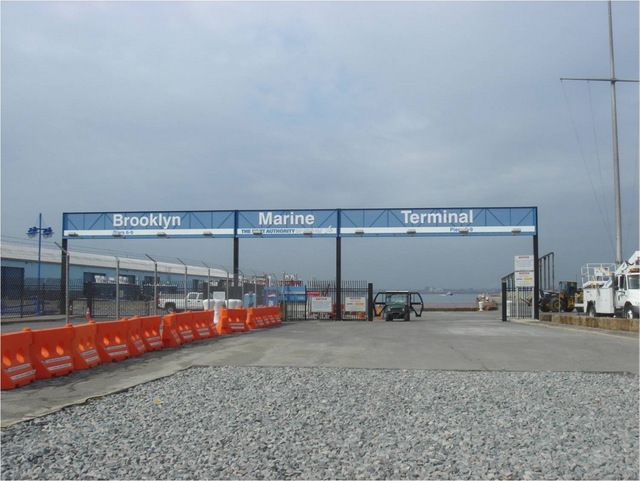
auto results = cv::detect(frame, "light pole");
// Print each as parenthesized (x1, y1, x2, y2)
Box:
(27, 213, 53, 314)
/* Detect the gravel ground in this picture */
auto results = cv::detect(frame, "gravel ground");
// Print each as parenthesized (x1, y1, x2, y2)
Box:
(1, 367, 638, 480)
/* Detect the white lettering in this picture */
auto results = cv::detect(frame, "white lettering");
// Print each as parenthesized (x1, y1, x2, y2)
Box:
(427, 213, 442, 223)
(401, 210, 411, 223)
(258, 211, 315, 226)
(111, 213, 181, 230)
(259, 212, 273, 225)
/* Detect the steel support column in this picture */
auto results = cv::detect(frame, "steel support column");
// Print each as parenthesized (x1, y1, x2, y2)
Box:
(60, 238, 68, 314)
(336, 236, 342, 320)
(367, 282, 374, 322)
(233, 237, 239, 288)
(533, 234, 540, 320)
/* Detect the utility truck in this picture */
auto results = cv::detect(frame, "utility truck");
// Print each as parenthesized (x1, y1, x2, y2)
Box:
(581, 250, 639, 319)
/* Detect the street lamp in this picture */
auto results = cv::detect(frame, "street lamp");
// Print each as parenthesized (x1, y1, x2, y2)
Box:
(27, 213, 53, 314)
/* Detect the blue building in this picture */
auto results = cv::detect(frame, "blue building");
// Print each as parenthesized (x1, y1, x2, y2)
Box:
(1, 242, 228, 289)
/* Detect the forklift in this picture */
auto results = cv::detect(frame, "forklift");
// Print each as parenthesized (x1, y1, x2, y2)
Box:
(539, 281, 577, 312)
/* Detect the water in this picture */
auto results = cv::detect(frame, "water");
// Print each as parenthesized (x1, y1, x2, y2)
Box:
(419, 293, 483, 306)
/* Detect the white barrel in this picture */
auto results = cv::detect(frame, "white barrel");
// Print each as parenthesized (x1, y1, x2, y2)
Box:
(478, 301, 484, 311)
(506, 300, 512, 317)
(227, 299, 242, 309)
(212, 299, 227, 324)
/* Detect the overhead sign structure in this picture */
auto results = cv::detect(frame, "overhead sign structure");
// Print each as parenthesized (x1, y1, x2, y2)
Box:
(63, 211, 235, 239)
(60, 205, 541, 319)
(63, 207, 537, 239)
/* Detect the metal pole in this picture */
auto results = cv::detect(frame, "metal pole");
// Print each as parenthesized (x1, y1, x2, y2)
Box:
(254, 274, 257, 307)
(233, 237, 239, 288)
(37, 213, 42, 314)
(336, 236, 342, 321)
(501, 279, 507, 322)
(60, 238, 68, 314)
(607, 0, 623, 264)
(533, 234, 540, 320)
(145, 254, 158, 315)
(367, 282, 373, 322)
(55, 242, 70, 324)
(115, 256, 120, 318)
(226, 271, 229, 302)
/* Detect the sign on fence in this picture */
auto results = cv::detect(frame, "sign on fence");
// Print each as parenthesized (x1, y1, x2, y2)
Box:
(514, 255, 534, 272)
(515, 271, 535, 288)
(310, 296, 332, 313)
(345, 296, 366, 312)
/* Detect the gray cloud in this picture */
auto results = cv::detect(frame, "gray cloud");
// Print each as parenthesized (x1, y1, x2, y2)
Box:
(2, 1, 638, 289)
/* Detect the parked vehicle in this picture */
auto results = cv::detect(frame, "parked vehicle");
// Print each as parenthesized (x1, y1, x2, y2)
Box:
(373, 291, 424, 322)
(157, 292, 206, 312)
(539, 281, 578, 312)
(582, 251, 639, 319)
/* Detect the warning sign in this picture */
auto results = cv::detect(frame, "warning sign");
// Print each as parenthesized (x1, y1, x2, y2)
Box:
(311, 296, 332, 313)
(515, 271, 535, 287)
(345, 297, 366, 312)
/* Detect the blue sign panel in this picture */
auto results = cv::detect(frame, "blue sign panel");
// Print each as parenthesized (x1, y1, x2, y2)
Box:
(236, 209, 338, 238)
(340, 207, 537, 237)
(63, 211, 235, 239)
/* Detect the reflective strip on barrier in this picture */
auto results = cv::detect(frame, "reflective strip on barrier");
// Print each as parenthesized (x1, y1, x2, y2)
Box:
(5, 363, 31, 373)
(10, 369, 36, 381)
(42, 356, 72, 365)
(46, 363, 74, 372)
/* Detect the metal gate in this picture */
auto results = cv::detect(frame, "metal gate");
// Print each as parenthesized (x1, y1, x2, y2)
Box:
(504, 287, 534, 320)
(278, 280, 371, 321)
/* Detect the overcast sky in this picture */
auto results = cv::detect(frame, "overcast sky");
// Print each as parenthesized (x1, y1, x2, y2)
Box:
(2, 1, 638, 289)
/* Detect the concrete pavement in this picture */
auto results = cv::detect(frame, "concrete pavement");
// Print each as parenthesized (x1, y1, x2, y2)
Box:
(1, 311, 638, 427)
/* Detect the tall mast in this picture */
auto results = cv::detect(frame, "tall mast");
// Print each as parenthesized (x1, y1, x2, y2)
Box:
(561, 0, 638, 265)
(607, 0, 622, 265)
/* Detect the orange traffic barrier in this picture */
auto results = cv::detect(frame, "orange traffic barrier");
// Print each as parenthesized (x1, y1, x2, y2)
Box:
(161, 313, 183, 348)
(1, 329, 36, 390)
(192, 311, 215, 339)
(264, 307, 275, 327)
(139, 315, 163, 351)
(216, 308, 248, 335)
(72, 321, 101, 370)
(255, 308, 266, 328)
(246, 308, 258, 330)
(126, 317, 147, 358)
(229, 308, 249, 333)
(216, 308, 230, 335)
(30, 324, 75, 379)
(95, 319, 131, 362)
(174, 311, 196, 344)
(273, 306, 282, 326)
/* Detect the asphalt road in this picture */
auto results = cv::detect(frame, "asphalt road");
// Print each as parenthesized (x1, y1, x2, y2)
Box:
(2, 311, 637, 427)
